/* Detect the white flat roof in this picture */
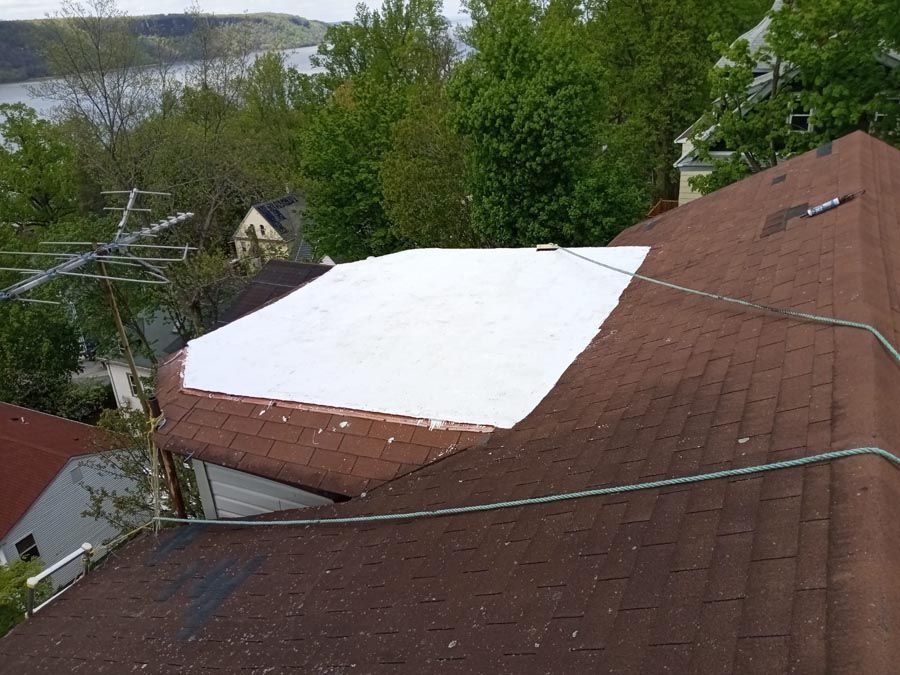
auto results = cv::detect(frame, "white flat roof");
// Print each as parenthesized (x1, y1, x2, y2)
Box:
(183, 246, 649, 428)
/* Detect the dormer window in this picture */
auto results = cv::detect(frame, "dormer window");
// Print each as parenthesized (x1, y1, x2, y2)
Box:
(788, 101, 812, 132)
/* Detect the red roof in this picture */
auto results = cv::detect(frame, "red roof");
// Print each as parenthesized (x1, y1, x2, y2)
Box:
(0, 403, 101, 539)
(5, 132, 900, 671)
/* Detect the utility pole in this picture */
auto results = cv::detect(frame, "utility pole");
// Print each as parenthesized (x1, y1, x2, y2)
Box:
(0, 188, 194, 519)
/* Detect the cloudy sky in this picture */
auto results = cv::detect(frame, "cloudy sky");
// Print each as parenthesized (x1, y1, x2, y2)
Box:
(1, 0, 466, 22)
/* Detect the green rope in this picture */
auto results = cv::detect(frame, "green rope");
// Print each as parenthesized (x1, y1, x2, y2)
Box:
(156, 447, 898, 528)
(558, 247, 900, 362)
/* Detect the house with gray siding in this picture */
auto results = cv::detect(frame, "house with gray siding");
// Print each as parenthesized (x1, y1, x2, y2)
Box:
(0, 404, 136, 587)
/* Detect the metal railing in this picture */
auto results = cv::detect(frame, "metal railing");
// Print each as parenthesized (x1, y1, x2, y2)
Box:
(25, 543, 93, 618)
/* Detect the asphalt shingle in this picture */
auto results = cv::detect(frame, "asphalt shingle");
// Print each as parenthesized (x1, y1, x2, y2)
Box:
(4, 132, 900, 673)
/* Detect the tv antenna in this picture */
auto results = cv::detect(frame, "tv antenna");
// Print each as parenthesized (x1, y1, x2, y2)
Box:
(0, 188, 194, 303)
(0, 188, 195, 519)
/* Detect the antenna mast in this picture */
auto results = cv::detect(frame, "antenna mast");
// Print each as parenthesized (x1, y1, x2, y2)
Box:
(0, 188, 194, 519)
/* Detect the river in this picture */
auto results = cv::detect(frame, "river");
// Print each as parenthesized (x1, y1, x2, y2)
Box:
(0, 45, 322, 117)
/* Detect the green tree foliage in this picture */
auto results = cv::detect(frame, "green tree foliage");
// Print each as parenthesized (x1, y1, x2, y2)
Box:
(587, 0, 771, 199)
(299, 0, 460, 259)
(0, 104, 79, 229)
(80, 407, 203, 535)
(39, 0, 156, 187)
(162, 250, 248, 340)
(450, 0, 646, 246)
(691, 0, 900, 193)
(0, 558, 52, 637)
(381, 86, 476, 247)
(0, 302, 81, 412)
(767, 0, 900, 141)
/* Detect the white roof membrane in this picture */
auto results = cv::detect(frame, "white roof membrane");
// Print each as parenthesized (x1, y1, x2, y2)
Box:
(183, 246, 650, 428)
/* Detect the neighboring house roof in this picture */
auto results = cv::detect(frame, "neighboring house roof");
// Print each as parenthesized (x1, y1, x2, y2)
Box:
(716, 0, 782, 71)
(0, 403, 101, 539)
(234, 195, 318, 263)
(214, 260, 332, 328)
(7, 132, 900, 671)
(250, 195, 302, 240)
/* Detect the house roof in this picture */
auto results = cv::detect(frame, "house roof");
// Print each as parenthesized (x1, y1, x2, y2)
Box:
(235, 195, 319, 263)
(5, 131, 900, 672)
(182, 246, 648, 428)
(214, 260, 332, 328)
(250, 195, 302, 239)
(155, 353, 492, 498)
(715, 0, 782, 71)
(157, 246, 646, 496)
(0, 403, 103, 539)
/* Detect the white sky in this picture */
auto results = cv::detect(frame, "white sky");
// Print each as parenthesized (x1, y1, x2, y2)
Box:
(0, 0, 466, 22)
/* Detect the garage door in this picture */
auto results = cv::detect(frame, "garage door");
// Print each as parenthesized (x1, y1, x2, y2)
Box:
(194, 460, 333, 519)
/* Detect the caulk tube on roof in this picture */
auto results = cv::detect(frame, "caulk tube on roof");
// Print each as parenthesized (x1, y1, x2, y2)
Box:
(804, 190, 865, 218)
(806, 197, 841, 217)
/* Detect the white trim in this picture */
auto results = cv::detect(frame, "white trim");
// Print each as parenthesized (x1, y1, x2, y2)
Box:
(192, 459, 218, 520)
(26, 543, 91, 589)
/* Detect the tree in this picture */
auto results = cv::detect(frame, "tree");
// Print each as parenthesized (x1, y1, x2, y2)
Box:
(767, 0, 900, 141)
(585, 0, 772, 200)
(80, 407, 203, 534)
(38, 0, 165, 187)
(161, 250, 248, 340)
(0, 302, 81, 412)
(0, 558, 52, 637)
(381, 86, 476, 247)
(299, 0, 460, 260)
(450, 0, 646, 246)
(0, 104, 80, 230)
(240, 52, 311, 195)
(691, 0, 900, 193)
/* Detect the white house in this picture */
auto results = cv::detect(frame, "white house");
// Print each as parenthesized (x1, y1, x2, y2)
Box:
(0, 403, 137, 587)
(674, 0, 899, 204)
(106, 312, 184, 410)
(674, 1, 785, 204)
(232, 195, 318, 264)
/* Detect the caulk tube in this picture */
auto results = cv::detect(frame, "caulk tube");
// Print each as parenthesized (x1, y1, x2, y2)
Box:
(806, 198, 841, 217)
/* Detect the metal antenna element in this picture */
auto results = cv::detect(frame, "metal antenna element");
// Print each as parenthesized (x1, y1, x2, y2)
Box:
(0, 187, 194, 520)
(0, 188, 194, 302)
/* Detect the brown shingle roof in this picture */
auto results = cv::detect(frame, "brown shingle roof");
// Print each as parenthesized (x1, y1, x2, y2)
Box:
(0, 404, 102, 539)
(4, 131, 900, 672)
(214, 259, 331, 328)
(156, 353, 492, 497)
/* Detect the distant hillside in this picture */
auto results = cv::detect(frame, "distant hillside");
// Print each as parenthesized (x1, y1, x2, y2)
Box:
(0, 13, 330, 84)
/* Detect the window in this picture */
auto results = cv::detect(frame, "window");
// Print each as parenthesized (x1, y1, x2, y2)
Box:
(788, 111, 811, 131)
(259, 224, 265, 237)
(15, 534, 40, 560)
(126, 372, 138, 398)
(788, 100, 812, 132)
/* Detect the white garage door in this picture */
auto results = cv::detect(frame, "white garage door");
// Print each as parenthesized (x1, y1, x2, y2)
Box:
(194, 460, 333, 519)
